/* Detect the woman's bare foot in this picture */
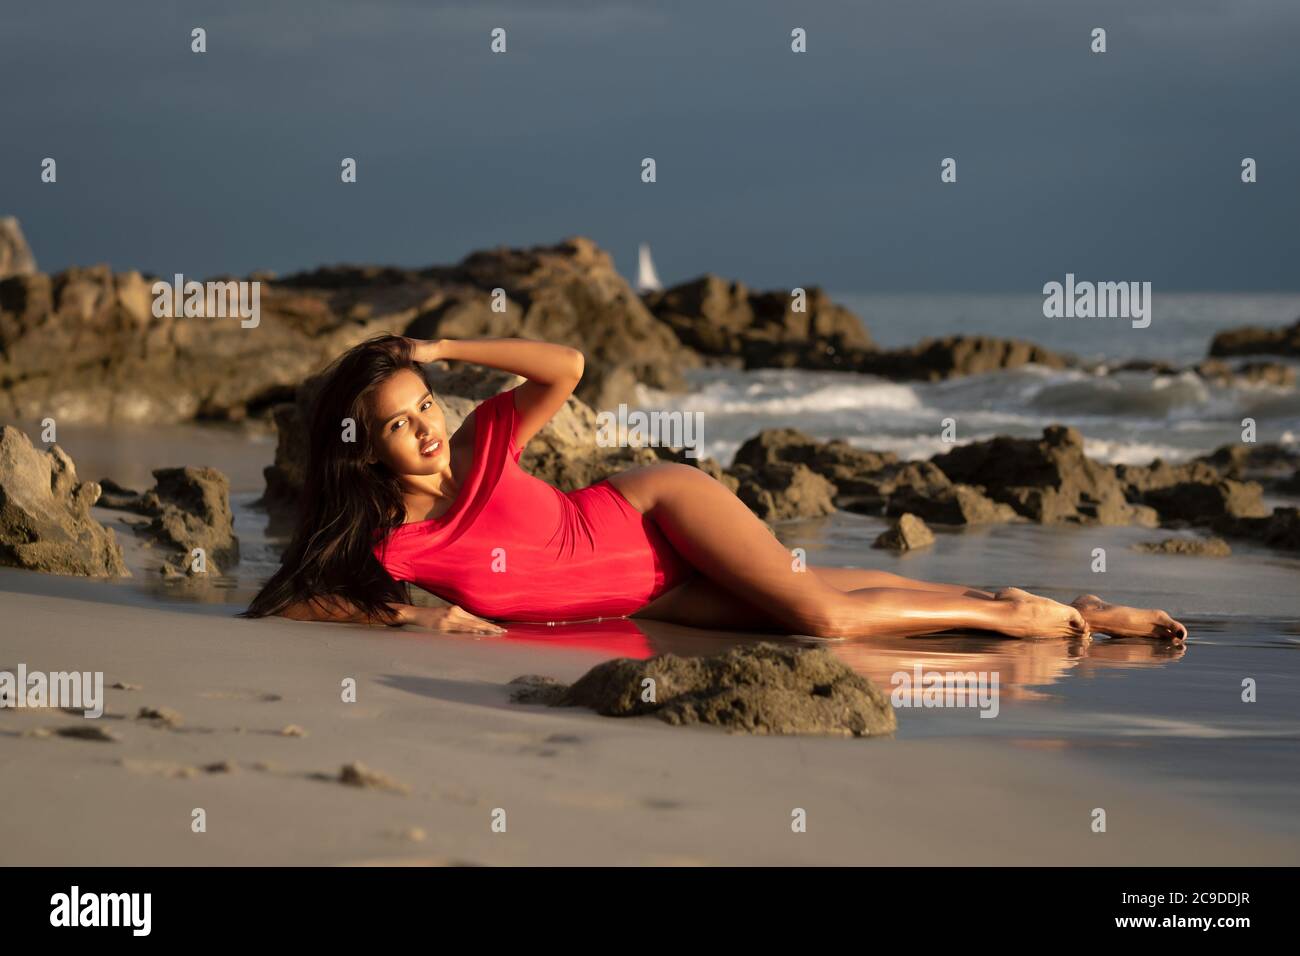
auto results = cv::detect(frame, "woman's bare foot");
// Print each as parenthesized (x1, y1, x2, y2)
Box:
(994, 588, 1089, 640)
(1070, 594, 1187, 642)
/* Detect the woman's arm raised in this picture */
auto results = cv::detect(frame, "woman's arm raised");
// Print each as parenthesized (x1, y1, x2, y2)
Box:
(410, 336, 583, 449)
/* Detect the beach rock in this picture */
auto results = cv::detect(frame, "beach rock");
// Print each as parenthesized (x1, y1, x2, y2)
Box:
(518, 642, 897, 737)
(931, 425, 1151, 526)
(1134, 536, 1232, 557)
(1193, 358, 1296, 388)
(0, 216, 36, 279)
(1115, 459, 1224, 496)
(836, 461, 953, 515)
(729, 462, 837, 522)
(1215, 507, 1300, 552)
(1208, 316, 1300, 358)
(855, 335, 1071, 381)
(1140, 479, 1269, 524)
(338, 761, 411, 795)
(404, 236, 699, 410)
(731, 428, 896, 478)
(102, 466, 239, 574)
(0, 426, 129, 577)
(1193, 442, 1300, 486)
(0, 237, 695, 425)
(886, 483, 1018, 526)
(641, 274, 872, 367)
(873, 513, 935, 551)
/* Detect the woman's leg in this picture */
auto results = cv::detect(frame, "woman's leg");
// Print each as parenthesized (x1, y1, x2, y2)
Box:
(810, 570, 1188, 641)
(609, 463, 1085, 640)
(810, 566, 996, 599)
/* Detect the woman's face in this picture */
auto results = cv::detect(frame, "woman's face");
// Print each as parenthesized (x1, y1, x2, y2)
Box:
(366, 368, 450, 477)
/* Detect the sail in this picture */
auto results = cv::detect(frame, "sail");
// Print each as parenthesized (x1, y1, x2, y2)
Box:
(636, 243, 663, 293)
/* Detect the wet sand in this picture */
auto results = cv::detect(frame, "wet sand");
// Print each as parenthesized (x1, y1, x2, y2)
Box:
(3, 567, 1298, 866)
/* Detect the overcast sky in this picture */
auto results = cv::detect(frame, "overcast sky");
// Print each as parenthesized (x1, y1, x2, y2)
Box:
(3, 0, 1297, 291)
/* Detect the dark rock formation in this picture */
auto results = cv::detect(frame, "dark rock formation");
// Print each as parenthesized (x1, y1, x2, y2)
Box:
(0, 426, 128, 576)
(1208, 316, 1300, 358)
(886, 483, 1018, 525)
(510, 642, 897, 737)
(641, 274, 872, 369)
(931, 426, 1155, 526)
(1134, 537, 1232, 557)
(729, 462, 837, 522)
(873, 513, 935, 551)
(98, 467, 240, 575)
(0, 237, 697, 425)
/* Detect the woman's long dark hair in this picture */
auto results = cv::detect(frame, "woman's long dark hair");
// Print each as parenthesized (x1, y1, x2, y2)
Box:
(242, 334, 423, 624)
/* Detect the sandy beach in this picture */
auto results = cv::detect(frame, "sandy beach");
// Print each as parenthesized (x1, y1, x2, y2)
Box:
(4, 487, 1298, 866)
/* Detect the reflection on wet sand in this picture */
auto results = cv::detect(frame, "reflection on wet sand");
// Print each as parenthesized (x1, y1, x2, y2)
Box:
(497, 617, 1188, 706)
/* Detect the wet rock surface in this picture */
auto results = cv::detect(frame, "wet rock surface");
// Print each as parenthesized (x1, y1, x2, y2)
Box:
(0, 426, 128, 577)
(98, 466, 239, 575)
(510, 642, 897, 737)
(1208, 315, 1300, 358)
(873, 513, 935, 551)
(1134, 536, 1232, 557)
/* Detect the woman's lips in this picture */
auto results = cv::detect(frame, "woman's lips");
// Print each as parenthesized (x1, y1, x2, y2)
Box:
(420, 439, 442, 456)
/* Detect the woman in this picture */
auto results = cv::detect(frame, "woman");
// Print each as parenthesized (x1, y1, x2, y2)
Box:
(244, 334, 1187, 643)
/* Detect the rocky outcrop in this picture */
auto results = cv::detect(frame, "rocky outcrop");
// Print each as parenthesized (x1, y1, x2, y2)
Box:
(0, 264, 394, 425)
(0, 426, 128, 576)
(873, 513, 934, 551)
(510, 642, 897, 737)
(0, 217, 36, 279)
(403, 237, 700, 410)
(1193, 358, 1296, 388)
(886, 483, 1018, 525)
(855, 336, 1070, 381)
(641, 274, 872, 368)
(931, 426, 1156, 526)
(97, 467, 240, 575)
(1134, 537, 1232, 557)
(0, 237, 698, 425)
(1208, 316, 1300, 358)
(729, 462, 837, 522)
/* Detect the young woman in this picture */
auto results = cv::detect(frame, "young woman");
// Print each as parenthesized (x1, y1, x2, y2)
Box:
(244, 335, 1187, 643)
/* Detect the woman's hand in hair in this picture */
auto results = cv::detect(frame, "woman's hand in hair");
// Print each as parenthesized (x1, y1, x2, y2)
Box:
(404, 337, 447, 364)
(403, 603, 506, 635)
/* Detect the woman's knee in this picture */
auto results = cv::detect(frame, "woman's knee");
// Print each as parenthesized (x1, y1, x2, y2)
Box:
(776, 593, 854, 640)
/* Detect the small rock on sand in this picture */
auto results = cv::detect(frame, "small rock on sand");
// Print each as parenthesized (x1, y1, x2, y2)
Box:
(279, 724, 308, 737)
(1134, 537, 1232, 557)
(873, 513, 935, 550)
(111, 681, 142, 691)
(136, 705, 183, 727)
(512, 642, 897, 737)
(339, 761, 411, 795)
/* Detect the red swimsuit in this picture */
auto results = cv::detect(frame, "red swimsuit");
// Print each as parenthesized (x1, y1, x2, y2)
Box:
(372, 388, 697, 623)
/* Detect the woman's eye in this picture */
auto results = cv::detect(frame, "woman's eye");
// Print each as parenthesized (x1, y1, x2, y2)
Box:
(391, 419, 406, 432)
(421, 400, 432, 410)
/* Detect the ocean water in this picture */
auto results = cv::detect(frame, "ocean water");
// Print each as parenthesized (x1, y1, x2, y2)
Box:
(638, 292, 1300, 467)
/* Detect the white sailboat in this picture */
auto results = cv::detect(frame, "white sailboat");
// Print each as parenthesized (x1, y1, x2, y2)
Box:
(635, 243, 663, 294)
